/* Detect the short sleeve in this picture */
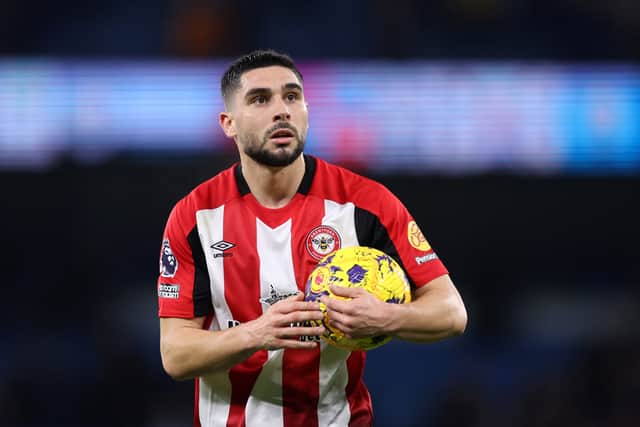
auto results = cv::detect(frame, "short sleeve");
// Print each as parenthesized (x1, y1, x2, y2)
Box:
(355, 185, 448, 289)
(157, 200, 212, 318)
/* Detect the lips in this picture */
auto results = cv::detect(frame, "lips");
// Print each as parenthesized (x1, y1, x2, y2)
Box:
(270, 129, 295, 139)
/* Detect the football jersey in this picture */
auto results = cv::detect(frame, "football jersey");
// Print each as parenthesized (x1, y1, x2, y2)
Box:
(157, 155, 448, 427)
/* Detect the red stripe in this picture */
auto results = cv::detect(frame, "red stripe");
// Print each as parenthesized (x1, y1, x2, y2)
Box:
(291, 195, 327, 310)
(282, 348, 321, 426)
(194, 379, 201, 427)
(223, 198, 268, 427)
(346, 352, 372, 427)
(281, 195, 326, 427)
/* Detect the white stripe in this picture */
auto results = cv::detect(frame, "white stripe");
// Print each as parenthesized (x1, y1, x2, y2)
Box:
(317, 200, 359, 426)
(318, 343, 352, 426)
(195, 207, 233, 426)
(198, 373, 233, 427)
(245, 218, 298, 426)
(196, 207, 236, 330)
(323, 200, 359, 248)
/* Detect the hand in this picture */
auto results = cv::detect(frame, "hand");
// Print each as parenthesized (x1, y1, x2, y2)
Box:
(245, 293, 326, 350)
(320, 285, 393, 339)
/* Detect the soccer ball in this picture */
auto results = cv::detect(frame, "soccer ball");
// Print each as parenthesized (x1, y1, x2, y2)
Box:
(304, 246, 412, 351)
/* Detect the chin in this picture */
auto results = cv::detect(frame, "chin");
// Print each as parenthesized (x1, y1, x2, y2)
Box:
(245, 139, 305, 167)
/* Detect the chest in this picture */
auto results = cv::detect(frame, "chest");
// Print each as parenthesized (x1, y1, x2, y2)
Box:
(195, 198, 360, 320)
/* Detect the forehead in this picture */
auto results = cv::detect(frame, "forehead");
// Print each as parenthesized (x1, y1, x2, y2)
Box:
(238, 66, 303, 93)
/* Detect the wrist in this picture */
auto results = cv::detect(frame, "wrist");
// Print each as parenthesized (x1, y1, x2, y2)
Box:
(381, 302, 402, 336)
(236, 320, 263, 352)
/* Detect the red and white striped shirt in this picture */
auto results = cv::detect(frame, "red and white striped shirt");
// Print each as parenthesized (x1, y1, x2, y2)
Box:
(157, 155, 448, 427)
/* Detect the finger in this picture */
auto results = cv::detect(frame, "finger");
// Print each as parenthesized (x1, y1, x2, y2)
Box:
(273, 339, 320, 350)
(330, 285, 364, 298)
(327, 320, 352, 339)
(279, 311, 325, 325)
(325, 310, 352, 330)
(278, 325, 326, 338)
(321, 296, 353, 314)
(275, 300, 322, 313)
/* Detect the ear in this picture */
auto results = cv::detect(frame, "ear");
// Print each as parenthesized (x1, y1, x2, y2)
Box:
(219, 111, 236, 138)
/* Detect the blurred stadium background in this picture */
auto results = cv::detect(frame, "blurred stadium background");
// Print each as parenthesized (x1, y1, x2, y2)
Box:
(1, 1, 639, 426)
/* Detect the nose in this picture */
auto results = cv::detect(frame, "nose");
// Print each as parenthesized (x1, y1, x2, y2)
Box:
(273, 99, 291, 122)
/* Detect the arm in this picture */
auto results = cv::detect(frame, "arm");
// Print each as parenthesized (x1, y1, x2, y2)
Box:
(160, 293, 326, 380)
(322, 274, 467, 343)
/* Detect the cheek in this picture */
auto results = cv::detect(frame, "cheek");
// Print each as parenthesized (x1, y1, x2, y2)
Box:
(300, 117, 309, 137)
(240, 112, 269, 132)
(234, 116, 256, 135)
(296, 109, 309, 129)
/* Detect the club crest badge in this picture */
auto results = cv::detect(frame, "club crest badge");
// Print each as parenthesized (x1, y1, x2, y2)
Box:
(160, 238, 178, 278)
(306, 225, 341, 260)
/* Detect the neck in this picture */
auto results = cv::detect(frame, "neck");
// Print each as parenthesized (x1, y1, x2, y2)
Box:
(239, 154, 305, 208)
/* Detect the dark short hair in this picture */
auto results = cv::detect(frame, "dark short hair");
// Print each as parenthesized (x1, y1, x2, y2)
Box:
(221, 49, 304, 107)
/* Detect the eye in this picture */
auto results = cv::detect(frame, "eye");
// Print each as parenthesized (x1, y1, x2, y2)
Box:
(286, 92, 299, 102)
(251, 95, 267, 105)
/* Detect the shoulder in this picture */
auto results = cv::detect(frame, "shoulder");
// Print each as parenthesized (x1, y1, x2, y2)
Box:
(168, 164, 241, 229)
(310, 157, 399, 209)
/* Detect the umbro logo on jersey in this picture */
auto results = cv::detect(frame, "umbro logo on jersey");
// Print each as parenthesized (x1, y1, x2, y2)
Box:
(211, 240, 235, 258)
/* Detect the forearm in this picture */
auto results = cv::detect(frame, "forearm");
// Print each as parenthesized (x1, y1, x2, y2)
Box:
(160, 296, 325, 380)
(385, 278, 467, 343)
(161, 323, 258, 380)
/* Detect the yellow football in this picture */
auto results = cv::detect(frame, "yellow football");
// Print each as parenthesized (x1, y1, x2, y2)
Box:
(304, 246, 412, 351)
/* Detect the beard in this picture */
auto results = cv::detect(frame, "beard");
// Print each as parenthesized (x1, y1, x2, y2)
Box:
(241, 125, 305, 167)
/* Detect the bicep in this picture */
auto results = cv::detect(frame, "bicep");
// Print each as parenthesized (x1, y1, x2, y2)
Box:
(413, 274, 459, 301)
(161, 316, 206, 335)
(160, 316, 207, 350)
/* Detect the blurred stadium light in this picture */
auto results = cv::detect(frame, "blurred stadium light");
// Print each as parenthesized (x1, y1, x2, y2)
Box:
(1, 60, 638, 174)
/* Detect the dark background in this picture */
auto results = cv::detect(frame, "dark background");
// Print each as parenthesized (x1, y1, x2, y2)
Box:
(2, 0, 639, 60)
(1, 1, 639, 426)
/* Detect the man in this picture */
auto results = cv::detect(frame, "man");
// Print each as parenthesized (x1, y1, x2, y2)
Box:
(157, 50, 467, 427)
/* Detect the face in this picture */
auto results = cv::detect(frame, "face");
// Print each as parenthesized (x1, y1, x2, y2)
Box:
(221, 66, 309, 167)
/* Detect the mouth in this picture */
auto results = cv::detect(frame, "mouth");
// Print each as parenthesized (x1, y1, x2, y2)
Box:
(269, 128, 296, 144)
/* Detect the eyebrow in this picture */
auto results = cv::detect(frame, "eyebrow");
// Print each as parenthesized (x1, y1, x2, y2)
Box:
(283, 83, 303, 92)
(243, 83, 303, 100)
(244, 87, 271, 100)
